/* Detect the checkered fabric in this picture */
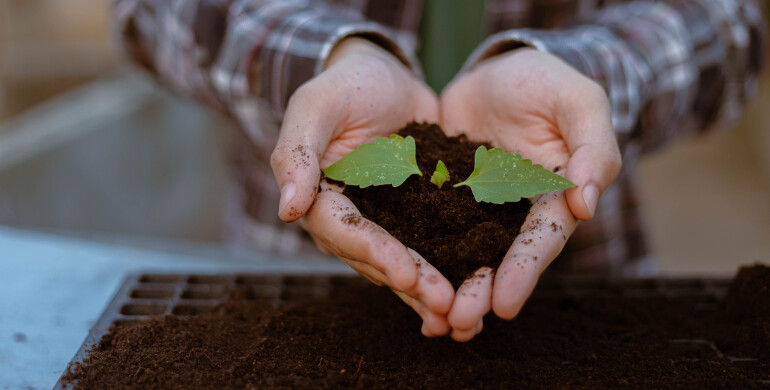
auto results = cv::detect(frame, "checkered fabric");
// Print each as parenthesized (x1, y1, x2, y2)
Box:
(113, 0, 765, 274)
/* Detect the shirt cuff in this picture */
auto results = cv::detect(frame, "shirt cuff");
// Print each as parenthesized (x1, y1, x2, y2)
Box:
(258, 19, 418, 118)
(215, 4, 417, 147)
(463, 27, 648, 137)
(235, 6, 417, 119)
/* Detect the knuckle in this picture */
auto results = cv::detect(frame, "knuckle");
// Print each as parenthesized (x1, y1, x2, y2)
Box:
(287, 82, 315, 108)
(360, 240, 386, 273)
(287, 77, 343, 117)
(610, 149, 623, 172)
(585, 80, 609, 106)
(599, 145, 623, 179)
(566, 78, 607, 108)
(269, 147, 287, 172)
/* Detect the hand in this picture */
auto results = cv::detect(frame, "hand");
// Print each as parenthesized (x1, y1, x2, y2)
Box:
(439, 48, 622, 341)
(270, 37, 454, 336)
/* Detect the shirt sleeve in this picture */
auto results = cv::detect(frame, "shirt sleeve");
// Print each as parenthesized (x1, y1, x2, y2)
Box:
(465, 0, 766, 151)
(112, 0, 418, 147)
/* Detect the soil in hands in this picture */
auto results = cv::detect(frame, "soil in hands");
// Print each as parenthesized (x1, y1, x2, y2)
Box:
(342, 122, 532, 288)
(62, 265, 770, 389)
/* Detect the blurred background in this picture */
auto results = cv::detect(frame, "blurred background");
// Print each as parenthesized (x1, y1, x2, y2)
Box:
(0, 0, 768, 276)
(0, 0, 235, 251)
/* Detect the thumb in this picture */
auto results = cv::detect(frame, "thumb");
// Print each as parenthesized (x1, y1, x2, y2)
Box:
(564, 144, 621, 221)
(270, 85, 339, 222)
(559, 82, 622, 221)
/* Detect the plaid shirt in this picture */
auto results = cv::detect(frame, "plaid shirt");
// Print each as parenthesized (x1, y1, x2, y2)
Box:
(114, 0, 765, 274)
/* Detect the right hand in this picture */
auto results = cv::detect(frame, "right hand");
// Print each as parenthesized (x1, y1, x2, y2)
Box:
(270, 37, 454, 337)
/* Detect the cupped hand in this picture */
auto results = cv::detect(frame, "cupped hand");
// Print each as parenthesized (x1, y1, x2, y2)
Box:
(439, 48, 622, 341)
(270, 37, 454, 336)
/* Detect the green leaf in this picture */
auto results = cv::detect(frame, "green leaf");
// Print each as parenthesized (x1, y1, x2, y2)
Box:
(430, 160, 450, 189)
(323, 135, 422, 188)
(454, 146, 576, 204)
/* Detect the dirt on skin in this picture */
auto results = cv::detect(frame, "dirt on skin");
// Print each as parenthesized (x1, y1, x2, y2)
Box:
(62, 265, 770, 389)
(341, 122, 533, 288)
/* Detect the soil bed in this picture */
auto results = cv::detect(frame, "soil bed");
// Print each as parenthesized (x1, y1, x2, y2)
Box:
(341, 122, 532, 288)
(63, 265, 770, 389)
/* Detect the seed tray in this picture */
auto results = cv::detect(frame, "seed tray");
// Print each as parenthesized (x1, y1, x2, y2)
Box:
(54, 273, 738, 389)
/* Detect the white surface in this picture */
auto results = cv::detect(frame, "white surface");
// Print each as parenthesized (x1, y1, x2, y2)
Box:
(0, 226, 350, 390)
(0, 71, 233, 242)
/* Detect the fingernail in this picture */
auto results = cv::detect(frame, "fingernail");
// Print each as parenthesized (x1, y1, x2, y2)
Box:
(278, 182, 296, 216)
(582, 184, 599, 219)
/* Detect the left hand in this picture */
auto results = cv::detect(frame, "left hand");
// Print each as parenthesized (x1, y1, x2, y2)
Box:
(439, 48, 622, 341)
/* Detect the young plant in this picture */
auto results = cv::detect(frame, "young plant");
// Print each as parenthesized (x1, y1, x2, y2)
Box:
(430, 160, 450, 189)
(323, 135, 575, 203)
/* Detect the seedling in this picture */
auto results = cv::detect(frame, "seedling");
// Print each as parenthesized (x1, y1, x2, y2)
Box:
(430, 160, 450, 189)
(323, 134, 575, 203)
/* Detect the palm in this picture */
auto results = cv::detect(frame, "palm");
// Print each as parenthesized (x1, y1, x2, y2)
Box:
(317, 52, 438, 169)
(441, 52, 571, 173)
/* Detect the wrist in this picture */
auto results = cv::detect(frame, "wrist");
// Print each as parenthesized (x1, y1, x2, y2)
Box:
(477, 43, 534, 64)
(324, 36, 404, 70)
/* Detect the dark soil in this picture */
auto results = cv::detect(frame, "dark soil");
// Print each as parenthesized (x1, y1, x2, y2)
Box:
(727, 265, 770, 323)
(342, 122, 532, 288)
(63, 265, 770, 389)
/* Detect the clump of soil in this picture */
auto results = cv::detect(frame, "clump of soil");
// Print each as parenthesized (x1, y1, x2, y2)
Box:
(342, 122, 532, 288)
(63, 265, 770, 389)
(722, 263, 770, 361)
(726, 263, 770, 322)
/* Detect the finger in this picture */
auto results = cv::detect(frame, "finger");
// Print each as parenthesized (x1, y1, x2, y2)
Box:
(338, 256, 389, 287)
(343, 252, 452, 336)
(492, 191, 578, 320)
(448, 267, 493, 331)
(407, 249, 454, 315)
(298, 189, 417, 291)
(271, 83, 342, 222)
(331, 244, 453, 316)
(450, 318, 483, 342)
(557, 80, 622, 220)
(393, 290, 451, 337)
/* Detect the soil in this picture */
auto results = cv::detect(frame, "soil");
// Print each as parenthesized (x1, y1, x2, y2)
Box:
(341, 122, 532, 288)
(63, 265, 770, 389)
(727, 265, 770, 323)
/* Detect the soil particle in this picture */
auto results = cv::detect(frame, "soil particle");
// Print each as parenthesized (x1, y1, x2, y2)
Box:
(62, 265, 770, 389)
(341, 213, 362, 226)
(293, 144, 311, 168)
(287, 207, 301, 219)
(343, 123, 531, 288)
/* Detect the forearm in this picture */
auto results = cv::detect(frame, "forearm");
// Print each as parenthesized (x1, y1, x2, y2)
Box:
(112, 0, 418, 146)
(465, 0, 766, 150)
